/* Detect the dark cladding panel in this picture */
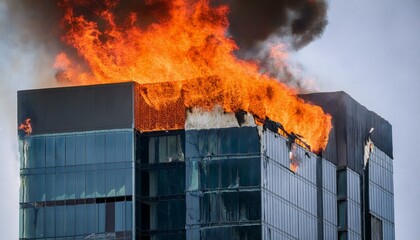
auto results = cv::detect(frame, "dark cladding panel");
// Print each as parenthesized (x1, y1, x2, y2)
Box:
(18, 82, 134, 135)
(300, 91, 393, 174)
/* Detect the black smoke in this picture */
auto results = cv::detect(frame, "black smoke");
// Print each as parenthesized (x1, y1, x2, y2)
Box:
(217, 0, 328, 50)
(4, 0, 327, 51)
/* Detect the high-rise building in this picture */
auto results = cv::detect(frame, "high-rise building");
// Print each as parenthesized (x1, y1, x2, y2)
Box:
(18, 82, 394, 239)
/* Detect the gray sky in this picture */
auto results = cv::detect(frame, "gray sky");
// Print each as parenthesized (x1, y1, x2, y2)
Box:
(0, 0, 418, 239)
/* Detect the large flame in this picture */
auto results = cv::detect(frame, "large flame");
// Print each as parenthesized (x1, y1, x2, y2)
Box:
(54, 0, 331, 153)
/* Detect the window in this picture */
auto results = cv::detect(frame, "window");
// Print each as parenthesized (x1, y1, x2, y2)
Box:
(338, 200, 347, 229)
(147, 135, 184, 164)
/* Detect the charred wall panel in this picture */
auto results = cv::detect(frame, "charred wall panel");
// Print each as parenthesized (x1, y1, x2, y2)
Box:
(300, 91, 393, 175)
(18, 82, 134, 135)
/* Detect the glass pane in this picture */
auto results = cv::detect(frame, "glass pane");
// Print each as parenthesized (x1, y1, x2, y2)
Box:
(55, 205, 65, 237)
(106, 132, 116, 163)
(116, 132, 126, 162)
(66, 205, 75, 236)
(35, 174, 46, 202)
(85, 171, 95, 199)
(55, 136, 65, 166)
(126, 201, 132, 231)
(35, 137, 46, 168)
(46, 174, 55, 201)
(126, 168, 133, 196)
(106, 169, 116, 197)
(98, 203, 106, 233)
(96, 170, 105, 198)
(338, 201, 347, 228)
(66, 172, 76, 199)
(75, 204, 85, 235)
(125, 131, 133, 162)
(75, 134, 86, 165)
(115, 201, 125, 232)
(23, 208, 36, 238)
(46, 137, 55, 167)
(66, 135, 76, 166)
(25, 137, 36, 169)
(45, 206, 55, 237)
(85, 204, 95, 234)
(55, 173, 65, 200)
(95, 133, 105, 164)
(75, 171, 85, 199)
(149, 137, 157, 164)
(86, 133, 95, 165)
(115, 169, 126, 196)
(337, 170, 347, 196)
(105, 202, 115, 233)
(35, 208, 45, 238)
(158, 136, 168, 163)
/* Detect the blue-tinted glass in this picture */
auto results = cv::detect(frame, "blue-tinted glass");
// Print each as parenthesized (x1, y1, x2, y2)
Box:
(55, 136, 65, 166)
(106, 132, 116, 163)
(115, 169, 126, 196)
(338, 201, 347, 228)
(115, 202, 125, 232)
(126, 168, 133, 196)
(98, 203, 106, 233)
(126, 201, 132, 231)
(46, 137, 55, 167)
(35, 174, 46, 202)
(238, 130, 248, 154)
(65, 205, 75, 236)
(85, 204, 95, 234)
(96, 170, 105, 198)
(21, 175, 28, 202)
(75, 204, 85, 235)
(55, 206, 65, 237)
(186, 131, 199, 157)
(85, 171, 95, 198)
(55, 173, 65, 200)
(75, 134, 86, 165)
(65, 135, 76, 166)
(248, 129, 260, 153)
(125, 131, 133, 162)
(75, 171, 85, 199)
(95, 133, 105, 164)
(35, 137, 46, 168)
(116, 132, 126, 162)
(228, 129, 239, 154)
(46, 174, 55, 201)
(26, 175, 36, 202)
(45, 206, 55, 237)
(86, 133, 95, 164)
(26, 137, 36, 168)
(66, 172, 76, 199)
(23, 208, 36, 238)
(106, 169, 116, 197)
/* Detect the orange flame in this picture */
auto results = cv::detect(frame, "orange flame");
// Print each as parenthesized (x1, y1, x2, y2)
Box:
(55, 0, 331, 153)
(19, 118, 32, 136)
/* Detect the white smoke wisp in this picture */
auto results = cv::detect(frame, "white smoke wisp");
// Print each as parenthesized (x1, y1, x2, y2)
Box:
(0, 2, 58, 239)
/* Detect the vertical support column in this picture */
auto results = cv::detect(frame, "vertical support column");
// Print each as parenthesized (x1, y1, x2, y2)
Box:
(316, 157, 324, 240)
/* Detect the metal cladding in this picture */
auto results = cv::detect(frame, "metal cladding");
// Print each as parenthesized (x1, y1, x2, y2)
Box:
(300, 91, 393, 174)
(17, 82, 135, 135)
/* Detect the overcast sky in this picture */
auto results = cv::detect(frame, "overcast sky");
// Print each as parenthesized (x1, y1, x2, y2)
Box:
(0, 0, 419, 239)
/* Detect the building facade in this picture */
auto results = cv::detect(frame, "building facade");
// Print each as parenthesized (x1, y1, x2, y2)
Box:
(18, 83, 394, 239)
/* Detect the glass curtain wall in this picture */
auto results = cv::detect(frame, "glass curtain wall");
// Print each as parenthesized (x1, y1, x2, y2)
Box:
(185, 127, 261, 240)
(19, 129, 134, 239)
(369, 148, 395, 239)
(136, 131, 186, 240)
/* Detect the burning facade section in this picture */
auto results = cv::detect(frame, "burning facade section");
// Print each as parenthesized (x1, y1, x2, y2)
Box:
(18, 83, 394, 240)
